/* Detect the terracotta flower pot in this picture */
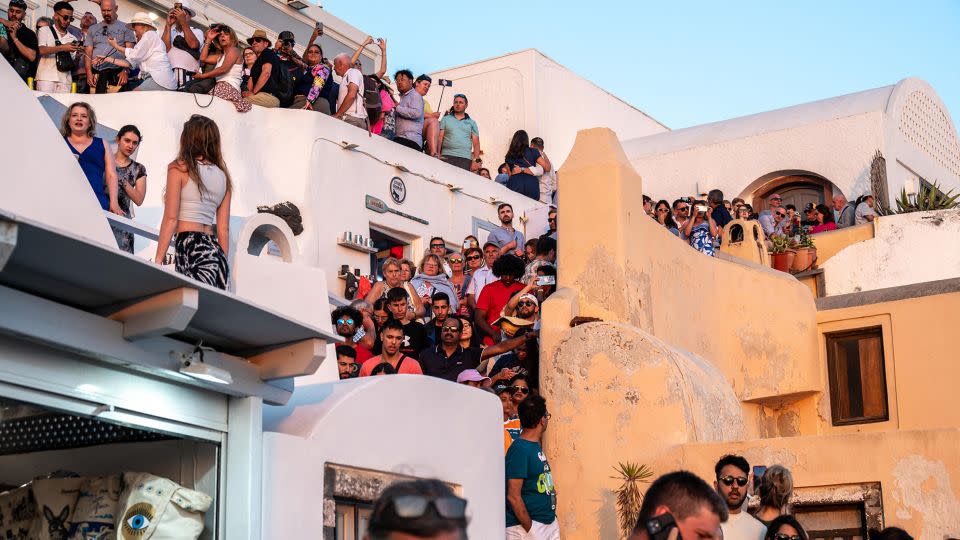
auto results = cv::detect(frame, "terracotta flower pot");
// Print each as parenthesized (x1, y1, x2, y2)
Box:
(771, 250, 796, 272)
(791, 247, 812, 273)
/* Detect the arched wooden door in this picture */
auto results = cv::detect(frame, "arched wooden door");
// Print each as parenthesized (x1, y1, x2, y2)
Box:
(754, 176, 834, 213)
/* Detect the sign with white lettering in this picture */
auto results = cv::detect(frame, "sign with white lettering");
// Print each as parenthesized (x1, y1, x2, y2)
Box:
(390, 177, 407, 204)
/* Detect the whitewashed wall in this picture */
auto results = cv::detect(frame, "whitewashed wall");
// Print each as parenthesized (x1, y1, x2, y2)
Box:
(425, 49, 668, 170)
(262, 376, 505, 540)
(823, 209, 960, 296)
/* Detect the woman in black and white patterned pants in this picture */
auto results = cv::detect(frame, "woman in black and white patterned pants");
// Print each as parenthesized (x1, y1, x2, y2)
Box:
(154, 115, 233, 290)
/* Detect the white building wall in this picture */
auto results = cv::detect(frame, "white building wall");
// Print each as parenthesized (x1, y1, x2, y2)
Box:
(262, 377, 506, 540)
(823, 209, 960, 296)
(425, 49, 668, 171)
(43, 91, 546, 300)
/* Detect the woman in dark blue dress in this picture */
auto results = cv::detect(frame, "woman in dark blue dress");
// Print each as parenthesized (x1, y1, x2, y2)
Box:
(61, 102, 121, 216)
(504, 129, 551, 200)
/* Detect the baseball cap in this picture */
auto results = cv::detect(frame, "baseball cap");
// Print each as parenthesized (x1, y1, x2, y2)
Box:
(482, 241, 499, 251)
(456, 369, 490, 385)
(278, 30, 295, 43)
(804, 202, 816, 212)
(493, 382, 512, 395)
(518, 294, 539, 306)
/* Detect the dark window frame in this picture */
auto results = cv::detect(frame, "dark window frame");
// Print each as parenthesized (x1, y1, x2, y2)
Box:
(825, 326, 889, 426)
(334, 496, 374, 540)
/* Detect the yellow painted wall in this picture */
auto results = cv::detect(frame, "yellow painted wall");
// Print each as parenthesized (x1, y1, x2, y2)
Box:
(813, 222, 874, 265)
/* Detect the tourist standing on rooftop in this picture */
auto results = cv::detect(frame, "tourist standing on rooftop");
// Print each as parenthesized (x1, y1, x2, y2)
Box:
(530, 137, 557, 205)
(833, 195, 856, 228)
(714, 454, 766, 540)
(84, 0, 134, 93)
(505, 394, 559, 540)
(98, 12, 177, 91)
(855, 194, 877, 225)
(112, 125, 147, 253)
(486, 203, 525, 258)
(332, 53, 367, 130)
(438, 94, 480, 171)
(160, 0, 203, 88)
(505, 129, 550, 200)
(1, 0, 39, 84)
(36, 2, 80, 93)
(69, 11, 97, 93)
(60, 102, 120, 216)
(758, 193, 783, 236)
(416, 74, 440, 157)
(195, 25, 250, 112)
(154, 115, 232, 290)
(393, 68, 425, 151)
(289, 43, 331, 113)
(243, 29, 281, 108)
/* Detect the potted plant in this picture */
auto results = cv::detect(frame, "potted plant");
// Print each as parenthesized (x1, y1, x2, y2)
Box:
(790, 229, 817, 272)
(769, 234, 795, 272)
(612, 462, 654, 539)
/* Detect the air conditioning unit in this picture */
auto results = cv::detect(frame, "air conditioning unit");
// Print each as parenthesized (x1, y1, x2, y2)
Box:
(286, 0, 309, 10)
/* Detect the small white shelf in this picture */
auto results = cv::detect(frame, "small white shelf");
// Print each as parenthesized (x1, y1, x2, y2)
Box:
(338, 240, 378, 254)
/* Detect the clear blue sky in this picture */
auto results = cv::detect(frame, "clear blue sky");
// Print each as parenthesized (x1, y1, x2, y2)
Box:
(324, 0, 960, 129)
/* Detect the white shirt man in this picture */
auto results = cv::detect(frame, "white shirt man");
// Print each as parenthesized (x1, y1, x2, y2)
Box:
(123, 27, 177, 90)
(333, 55, 367, 129)
(36, 3, 78, 92)
(855, 196, 877, 225)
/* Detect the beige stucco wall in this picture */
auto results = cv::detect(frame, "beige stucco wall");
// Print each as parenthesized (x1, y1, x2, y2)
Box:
(540, 128, 820, 539)
(811, 222, 875, 267)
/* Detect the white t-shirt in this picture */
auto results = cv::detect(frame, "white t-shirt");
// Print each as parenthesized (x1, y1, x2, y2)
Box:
(720, 511, 767, 540)
(37, 26, 77, 84)
(855, 201, 876, 225)
(167, 27, 204, 72)
(337, 67, 366, 119)
(124, 30, 178, 90)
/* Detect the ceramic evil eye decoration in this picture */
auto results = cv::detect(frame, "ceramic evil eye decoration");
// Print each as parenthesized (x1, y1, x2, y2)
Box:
(121, 502, 155, 537)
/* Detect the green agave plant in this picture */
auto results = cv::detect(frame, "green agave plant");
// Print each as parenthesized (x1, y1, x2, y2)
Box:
(612, 462, 654, 539)
(895, 181, 960, 214)
(770, 234, 792, 254)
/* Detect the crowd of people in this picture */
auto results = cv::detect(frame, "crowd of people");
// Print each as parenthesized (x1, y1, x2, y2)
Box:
(3, 0, 560, 203)
(644, 188, 879, 257)
(362, 453, 917, 540)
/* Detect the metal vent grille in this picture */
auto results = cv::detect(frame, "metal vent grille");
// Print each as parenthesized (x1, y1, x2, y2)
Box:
(0, 414, 173, 455)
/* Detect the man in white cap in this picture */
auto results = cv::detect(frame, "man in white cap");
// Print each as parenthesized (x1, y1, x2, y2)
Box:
(160, 0, 203, 88)
(97, 12, 176, 91)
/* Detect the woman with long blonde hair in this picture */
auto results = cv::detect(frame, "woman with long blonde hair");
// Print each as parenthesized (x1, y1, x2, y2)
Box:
(195, 24, 250, 113)
(60, 102, 121, 216)
(154, 115, 233, 289)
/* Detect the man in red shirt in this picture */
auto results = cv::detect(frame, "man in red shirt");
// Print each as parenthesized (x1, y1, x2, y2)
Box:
(331, 306, 374, 364)
(360, 319, 424, 376)
(475, 254, 526, 345)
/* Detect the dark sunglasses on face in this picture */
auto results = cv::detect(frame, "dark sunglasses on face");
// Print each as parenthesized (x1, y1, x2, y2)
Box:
(678, 206, 689, 212)
(512, 386, 530, 395)
(336, 318, 354, 326)
(431, 243, 445, 249)
(774, 534, 803, 540)
(449, 258, 463, 264)
(386, 495, 468, 520)
(656, 208, 669, 213)
(719, 475, 748, 487)
(776, 212, 786, 217)
(517, 301, 536, 307)
(548, 217, 557, 222)
(466, 255, 481, 261)
(441, 326, 460, 333)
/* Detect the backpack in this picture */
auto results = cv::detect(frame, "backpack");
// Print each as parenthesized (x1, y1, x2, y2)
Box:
(362, 74, 382, 121)
(272, 64, 294, 108)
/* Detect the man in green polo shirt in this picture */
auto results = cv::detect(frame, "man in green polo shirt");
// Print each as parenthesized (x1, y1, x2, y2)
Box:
(505, 394, 560, 539)
(438, 93, 481, 172)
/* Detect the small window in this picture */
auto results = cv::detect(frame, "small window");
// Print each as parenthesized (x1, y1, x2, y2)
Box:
(335, 499, 373, 540)
(826, 327, 888, 425)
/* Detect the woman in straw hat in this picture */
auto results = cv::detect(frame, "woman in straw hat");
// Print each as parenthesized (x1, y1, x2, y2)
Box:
(194, 24, 251, 112)
(97, 11, 176, 90)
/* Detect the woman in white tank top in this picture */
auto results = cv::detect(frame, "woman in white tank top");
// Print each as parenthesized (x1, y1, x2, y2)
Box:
(194, 25, 251, 113)
(154, 115, 233, 289)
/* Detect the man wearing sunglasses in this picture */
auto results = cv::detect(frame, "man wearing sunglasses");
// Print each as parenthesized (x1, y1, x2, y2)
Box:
(438, 93, 480, 172)
(366, 478, 467, 539)
(36, 1, 80, 93)
(331, 305, 374, 364)
(506, 394, 559, 540)
(715, 454, 766, 540)
(758, 194, 783, 236)
(419, 315, 536, 382)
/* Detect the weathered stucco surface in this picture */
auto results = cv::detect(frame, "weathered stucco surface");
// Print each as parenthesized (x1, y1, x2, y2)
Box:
(823, 209, 960, 295)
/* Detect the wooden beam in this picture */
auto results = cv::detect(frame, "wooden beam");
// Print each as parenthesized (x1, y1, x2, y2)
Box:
(249, 338, 327, 381)
(107, 287, 199, 340)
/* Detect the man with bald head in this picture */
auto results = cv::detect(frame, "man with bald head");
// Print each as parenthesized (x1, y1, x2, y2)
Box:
(833, 195, 855, 228)
(332, 53, 367, 129)
(84, 0, 134, 93)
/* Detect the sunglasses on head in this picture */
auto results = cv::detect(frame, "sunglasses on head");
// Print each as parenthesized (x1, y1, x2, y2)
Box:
(386, 495, 467, 520)
(466, 254, 481, 261)
(336, 318, 354, 326)
(511, 386, 530, 395)
(774, 534, 803, 540)
(718, 475, 748, 487)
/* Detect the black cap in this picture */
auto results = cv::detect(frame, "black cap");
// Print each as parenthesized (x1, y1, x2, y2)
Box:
(493, 382, 512, 395)
(415, 74, 432, 84)
(804, 203, 816, 212)
(278, 30, 295, 43)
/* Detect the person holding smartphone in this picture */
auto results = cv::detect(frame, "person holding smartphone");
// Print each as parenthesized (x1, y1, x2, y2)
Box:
(684, 200, 718, 256)
(35, 1, 80, 93)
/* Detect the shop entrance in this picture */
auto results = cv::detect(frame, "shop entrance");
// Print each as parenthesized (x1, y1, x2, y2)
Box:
(368, 227, 412, 280)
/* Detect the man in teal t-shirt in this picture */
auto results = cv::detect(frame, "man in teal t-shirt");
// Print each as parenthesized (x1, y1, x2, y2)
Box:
(505, 394, 560, 540)
(438, 93, 480, 172)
